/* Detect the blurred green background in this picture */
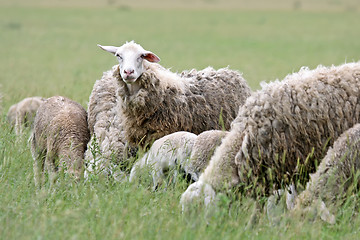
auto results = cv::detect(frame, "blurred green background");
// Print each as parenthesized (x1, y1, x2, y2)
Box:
(1, 0, 359, 109)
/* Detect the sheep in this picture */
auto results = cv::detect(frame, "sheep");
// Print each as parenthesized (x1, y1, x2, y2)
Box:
(85, 41, 251, 178)
(129, 131, 197, 190)
(292, 123, 360, 224)
(129, 129, 228, 189)
(187, 130, 228, 181)
(181, 62, 360, 211)
(84, 69, 135, 181)
(30, 96, 90, 186)
(7, 96, 45, 135)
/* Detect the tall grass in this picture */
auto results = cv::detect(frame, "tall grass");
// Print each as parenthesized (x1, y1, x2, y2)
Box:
(1, 5, 360, 239)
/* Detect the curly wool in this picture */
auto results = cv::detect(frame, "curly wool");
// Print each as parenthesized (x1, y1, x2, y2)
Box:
(117, 65, 250, 147)
(129, 131, 197, 189)
(200, 62, 360, 195)
(186, 130, 228, 181)
(85, 67, 135, 178)
(295, 123, 360, 209)
(31, 96, 90, 185)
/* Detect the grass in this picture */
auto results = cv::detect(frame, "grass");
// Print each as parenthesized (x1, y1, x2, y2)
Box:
(1, 2, 360, 239)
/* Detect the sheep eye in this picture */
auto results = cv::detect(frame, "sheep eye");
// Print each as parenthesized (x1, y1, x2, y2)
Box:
(137, 55, 144, 62)
(116, 54, 123, 60)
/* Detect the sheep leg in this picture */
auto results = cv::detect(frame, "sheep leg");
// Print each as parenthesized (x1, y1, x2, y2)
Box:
(45, 150, 59, 185)
(30, 133, 45, 187)
(151, 167, 165, 191)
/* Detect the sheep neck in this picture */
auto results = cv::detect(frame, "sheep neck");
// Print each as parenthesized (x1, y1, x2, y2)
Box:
(126, 81, 141, 95)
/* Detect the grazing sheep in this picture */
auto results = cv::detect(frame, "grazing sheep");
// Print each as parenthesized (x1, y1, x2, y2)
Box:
(181, 62, 360, 210)
(30, 96, 90, 186)
(187, 130, 228, 181)
(7, 96, 45, 135)
(129, 130, 228, 189)
(293, 123, 360, 224)
(85, 41, 251, 178)
(129, 131, 197, 190)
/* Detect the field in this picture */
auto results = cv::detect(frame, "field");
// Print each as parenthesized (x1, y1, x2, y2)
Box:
(1, 1, 360, 239)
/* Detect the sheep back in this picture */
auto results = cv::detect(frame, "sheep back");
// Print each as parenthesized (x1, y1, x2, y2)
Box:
(130, 131, 197, 188)
(31, 96, 90, 181)
(186, 130, 228, 181)
(202, 62, 360, 195)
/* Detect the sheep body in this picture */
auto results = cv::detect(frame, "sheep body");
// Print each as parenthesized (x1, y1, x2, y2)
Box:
(30, 96, 90, 186)
(293, 123, 360, 223)
(7, 96, 45, 135)
(86, 41, 251, 177)
(117, 64, 250, 147)
(129, 131, 197, 189)
(129, 130, 228, 188)
(181, 62, 360, 208)
(84, 69, 134, 179)
(186, 130, 228, 181)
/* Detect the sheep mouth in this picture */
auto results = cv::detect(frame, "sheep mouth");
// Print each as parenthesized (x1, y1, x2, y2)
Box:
(123, 77, 138, 84)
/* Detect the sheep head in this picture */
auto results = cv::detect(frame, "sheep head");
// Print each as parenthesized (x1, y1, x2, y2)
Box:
(180, 181, 216, 213)
(97, 41, 160, 84)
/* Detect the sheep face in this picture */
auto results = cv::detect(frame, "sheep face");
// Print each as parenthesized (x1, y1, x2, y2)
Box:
(98, 41, 160, 84)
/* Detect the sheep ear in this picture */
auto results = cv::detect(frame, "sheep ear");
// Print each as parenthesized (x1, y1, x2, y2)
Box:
(97, 44, 118, 55)
(142, 51, 160, 63)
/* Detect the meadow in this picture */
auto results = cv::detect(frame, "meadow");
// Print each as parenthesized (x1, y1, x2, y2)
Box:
(1, 1, 360, 239)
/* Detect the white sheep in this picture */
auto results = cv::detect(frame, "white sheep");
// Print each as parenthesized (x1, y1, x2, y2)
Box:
(84, 70, 135, 181)
(129, 131, 197, 190)
(293, 123, 360, 224)
(181, 62, 360, 211)
(85, 41, 251, 178)
(186, 130, 228, 181)
(7, 96, 45, 135)
(129, 129, 228, 189)
(30, 96, 90, 186)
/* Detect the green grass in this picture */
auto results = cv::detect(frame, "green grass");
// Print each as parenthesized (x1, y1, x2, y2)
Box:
(1, 3, 360, 239)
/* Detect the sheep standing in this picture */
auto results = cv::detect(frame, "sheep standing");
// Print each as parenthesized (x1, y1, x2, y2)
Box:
(85, 41, 251, 178)
(181, 62, 360, 210)
(293, 123, 360, 224)
(30, 96, 90, 186)
(84, 69, 135, 180)
(7, 96, 45, 135)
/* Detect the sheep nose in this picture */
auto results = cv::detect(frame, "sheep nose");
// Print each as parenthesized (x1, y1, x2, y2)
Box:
(124, 69, 134, 75)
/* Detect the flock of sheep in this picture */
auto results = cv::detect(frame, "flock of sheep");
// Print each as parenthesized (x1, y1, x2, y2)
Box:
(4, 40, 360, 224)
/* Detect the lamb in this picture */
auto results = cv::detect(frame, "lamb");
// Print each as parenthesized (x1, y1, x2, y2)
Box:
(7, 96, 45, 135)
(129, 131, 197, 190)
(129, 130, 228, 189)
(187, 130, 228, 181)
(85, 41, 251, 178)
(181, 62, 360, 210)
(292, 123, 360, 224)
(30, 96, 90, 186)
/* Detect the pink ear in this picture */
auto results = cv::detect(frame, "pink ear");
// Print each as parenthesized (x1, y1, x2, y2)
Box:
(142, 52, 161, 63)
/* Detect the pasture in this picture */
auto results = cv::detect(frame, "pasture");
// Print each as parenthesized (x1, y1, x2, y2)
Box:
(1, 1, 360, 239)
